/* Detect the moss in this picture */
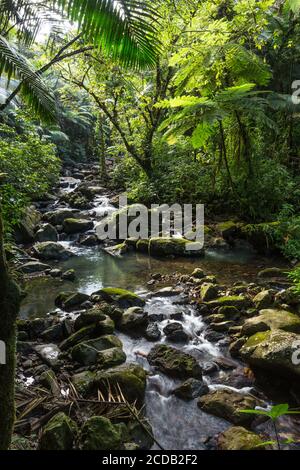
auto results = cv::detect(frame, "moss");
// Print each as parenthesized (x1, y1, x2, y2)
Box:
(99, 287, 145, 308)
(244, 331, 271, 348)
(39, 412, 78, 450)
(218, 427, 265, 451)
(208, 296, 249, 309)
(81, 417, 122, 450)
(147, 344, 202, 380)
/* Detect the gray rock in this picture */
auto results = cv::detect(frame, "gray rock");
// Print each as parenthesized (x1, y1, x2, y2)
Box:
(35, 224, 58, 242)
(163, 322, 190, 343)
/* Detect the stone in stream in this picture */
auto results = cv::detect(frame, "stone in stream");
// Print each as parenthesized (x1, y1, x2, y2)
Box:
(34, 343, 61, 369)
(207, 295, 251, 310)
(200, 283, 219, 302)
(71, 335, 123, 365)
(59, 291, 90, 310)
(49, 268, 62, 278)
(81, 417, 122, 450)
(253, 289, 274, 309)
(240, 329, 300, 378)
(147, 344, 202, 380)
(118, 307, 148, 336)
(172, 378, 209, 400)
(39, 412, 78, 450)
(34, 223, 58, 242)
(44, 208, 80, 226)
(20, 261, 51, 274)
(78, 233, 99, 246)
(197, 389, 259, 425)
(74, 309, 107, 331)
(32, 241, 73, 261)
(145, 323, 161, 342)
(61, 269, 76, 281)
(218, 427, 265, 451)
(63, 218, 94, 234)
(241, 309, 300, 336)
(60, 318, 114, 351)
(163, 322, 190, 343)
(41, 322, 65, 342)
(96, 287, 145, 308)
(72, 364, 147, 405)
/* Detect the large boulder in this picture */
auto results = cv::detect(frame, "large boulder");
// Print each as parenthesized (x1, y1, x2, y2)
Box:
(71, 335, 123, 366)
(197, 389, 259, 425)
(60, 320, 115, 351)
(14, 206, 41, 244)
(72, 364, 147, 404)
(44, 208, 80, 226)
(240, 330, 300, 378)
(39, 412, 78, 450)
(34, 343, 61, 368)
(33, 242, 73, 261)
(97, 288, 145, 308)
(20, 261, 51, 274)
(253, 290, 274, 309)
(147, 344, 202, 379)
(200, 283, 219, 302)
(81, 417, 122, 450)
(241, 309, 300, 336)
(118, 307, 148, 335)
(218, 426, 265, 450)
(163, 322, 190, 343)
(136, 237, 204, 258)
(207, 296, 250, 310)
(63, 218, 94, 234)
(35, 224, 58, 242)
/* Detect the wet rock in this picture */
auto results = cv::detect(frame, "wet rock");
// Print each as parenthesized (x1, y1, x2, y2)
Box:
(210, 321, 234, 332)
(253, 290, 274, 309)
(218, 305, 241, 320)
(60, 319, 114, 351)
(127, 420, 154, 450)
(17, 318, 49, 339)
(201, 283, 219, 302)
(172, 378, 209, 400)
(41, 323, 64, 342)
(240, 330, 300, 378)
(205, 329, 224, 342)
(98, 287, 145, 308)
(49, 268, 62, 278)
(44, 208, 80, 226)
(257, 267, 287, 279)
(71, 336, 123, 366)
(63, 218, 94, 234)
(207, 296, 250, 310)
(34, 344, 61, 368)
(33, 242, 73, 261)
(63, 292, 90, 310)
(192, 268, 205, 279)
(145, 323, 161, 342)
(229, 337, 247, 357)
(151, 286, 183, 297)
(197, 389, 259, 425)
(118, 307, 148, 335)
(61, 269, 76, 281)
(74, 309, 107, 331)
(202, 362, 218, 375)
(97, 347, 127, 369)
(213, 357, 237, 370)
(163, 322, 190, 343)
(39, 412, 78, 450)
(35, 224, 58, 242)
(14, 206, 41, 244)
(218, 427, 265, 450)
(136, 237, 205, 257)
(148, 313, 167, 323)
(81, 417, 122, 450)
(148, 344, 202, 380)
(20, 261, 51, 274)
(78, 234, 99, 246)
(170, 312, 184, 321)
(72, 364, 147, 404)
(241, 309, 300, 336)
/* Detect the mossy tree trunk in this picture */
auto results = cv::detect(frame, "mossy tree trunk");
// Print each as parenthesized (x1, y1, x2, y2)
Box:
(0, 203, 20, 450)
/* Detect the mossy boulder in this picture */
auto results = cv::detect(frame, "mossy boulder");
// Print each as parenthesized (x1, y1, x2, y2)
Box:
(207, 296, 250, 310)
(197, 389, 259, 425)
(62, 292, 90, 309)
(192, 268, 205, 279)
(253, 290, 274, 309)
(200, 283, 219, 302)
(74, 309, 107, 331)
(240, 330, 300, 378)
(241, 223, 279, 254)
(217, 221, 240, 241)
(97, 347, 126, 369)
(72, 364, 147, 404)
(60, 319, 114, 351)
(218, 306, 241, 320)
(33, 242, 73, 261)
(39, 412, 78, 450)
(81, 416, 122, 450)
(257, 267, 287, 279)
(63, 218, 94, 234)
(14, 206, 41, 244)
(118, 307, 148, 335)
(71, 335, 122, 365)
(35, 223, 58, 243)
(147, 237, 204, 258)
(241, 309, 300, 336)
(98, 287, 145, 308)
(147, 344, 202, 380)
(218, 427, 265, 450)
(44, 208, 80, 225)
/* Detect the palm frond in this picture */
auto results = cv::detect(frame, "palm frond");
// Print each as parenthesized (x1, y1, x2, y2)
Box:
(0, 35, 56, 122)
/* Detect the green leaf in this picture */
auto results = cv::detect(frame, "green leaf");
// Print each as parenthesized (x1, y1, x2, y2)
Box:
(269, 404, 290, 419)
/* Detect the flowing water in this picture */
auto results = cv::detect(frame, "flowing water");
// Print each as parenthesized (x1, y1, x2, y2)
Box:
(19, 177, 291, 450)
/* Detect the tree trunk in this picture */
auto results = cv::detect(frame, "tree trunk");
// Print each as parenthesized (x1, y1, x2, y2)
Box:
(0, 203, 20, 450)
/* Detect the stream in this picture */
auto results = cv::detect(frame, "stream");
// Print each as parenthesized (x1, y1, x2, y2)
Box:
(19, 174, 294, 450)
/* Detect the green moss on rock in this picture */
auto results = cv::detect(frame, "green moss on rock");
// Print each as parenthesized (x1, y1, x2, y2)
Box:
(39, 412, 78, 450)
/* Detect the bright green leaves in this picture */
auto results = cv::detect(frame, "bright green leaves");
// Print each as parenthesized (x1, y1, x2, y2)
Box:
(285, 0, 300, 14)
(239, 403, 300, 420)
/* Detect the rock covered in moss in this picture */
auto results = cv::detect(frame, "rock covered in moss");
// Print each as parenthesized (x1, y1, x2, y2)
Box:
(33, 242, 73, 261)
(242, 309, 300, 336)
(148, 344, 202, 380)
(39, 412, 78, 450)
(63, 218, 94, 234)
(72, 364, 147, 404)
(163, 322, 190, 343)
(44, 208, 80, 226)
(98, 287, 145, 308)
(240, 329, 300, 378)
(74, 309, 107, 331)
(253, 290, 274, 309)
(118, 307, 148, 335)
(218, 426, 265, 450)
(207, 295, 250, 310)
(71, 335, 123, 365)
(35, 223, 58, 242)
(81, 416, 122, 450)
(201, 283, 219, 302)
(197, 389, 259, 425)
